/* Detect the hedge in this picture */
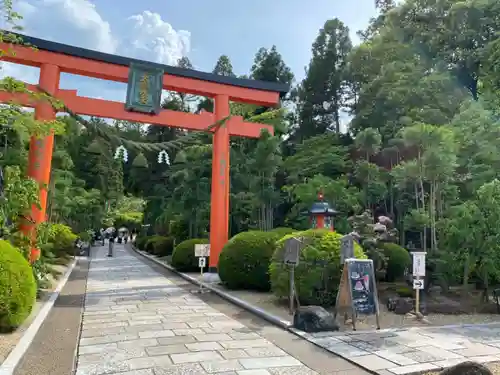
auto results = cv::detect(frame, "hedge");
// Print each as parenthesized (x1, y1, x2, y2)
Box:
(152, 236, 175, 257)
(219, 231, 283, 291)
(269, 227, 296, 238)
(48, 224, 77, 256)
(0, 240, 37, 332)
(135, 236, 150, 250)
(145, 236, 164, 253)
(381, 242, 411, 282)
(269, 229, 366, 306)
(171, 238, 209, 272)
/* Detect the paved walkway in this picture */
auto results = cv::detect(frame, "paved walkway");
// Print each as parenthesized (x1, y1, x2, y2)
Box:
(76, 244, 322, 375)
(297, 324, 500, 374)
(71, 243, 500, 375)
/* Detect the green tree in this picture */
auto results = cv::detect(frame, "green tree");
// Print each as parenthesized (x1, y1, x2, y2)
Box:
(296, 18, 352, 138)
(251, 46, 294, 85)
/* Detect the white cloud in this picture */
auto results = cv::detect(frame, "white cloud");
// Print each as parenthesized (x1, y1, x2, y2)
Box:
(1, 1, 192, 106)
(122, 11, 191, 65)
(17, 0, 117, 53)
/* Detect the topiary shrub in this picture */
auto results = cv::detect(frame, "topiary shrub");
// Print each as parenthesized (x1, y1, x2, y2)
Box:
(135, 236, 150, 250)
(269, 229, 366, 306)
(270, 227, 295, 238)
(381, 243, 411, 282)
(0, 240, 37, 332)
(145, 236, 164, 253)
(219, 231, 282, 291)
(153, 236, 175, 257)
(171, 238, 209, 272)
(48, 224, 77, 256)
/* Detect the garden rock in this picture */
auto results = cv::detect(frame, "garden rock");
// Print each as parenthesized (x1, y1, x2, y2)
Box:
(393, 297, 413, 315)
(293, 305, 339, 332)
(440, 361, 492, 375)
(387, 297, 398, 311)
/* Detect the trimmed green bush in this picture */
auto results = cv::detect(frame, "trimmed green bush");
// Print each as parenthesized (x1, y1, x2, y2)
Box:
(152, 236, 175, 257)
(171, 238, 209, 272)
(219, 231, 283, 291)
(0, 240, 37, 332)
(270, 227, 295, 238)
(48, 224, 77, 256)
(269, 229, 366, 306)
(381, 243, 411, 282)
(145, 236, 164, 253)
(135, 236, 150, 250)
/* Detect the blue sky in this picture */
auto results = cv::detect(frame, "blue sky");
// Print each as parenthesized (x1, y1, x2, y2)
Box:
(2, 0, 377, 105)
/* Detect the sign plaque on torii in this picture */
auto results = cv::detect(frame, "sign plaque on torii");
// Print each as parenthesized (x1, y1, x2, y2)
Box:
(125, 62, 163, 115)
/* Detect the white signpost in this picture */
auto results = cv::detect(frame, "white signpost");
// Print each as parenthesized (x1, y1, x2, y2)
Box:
(411, 252, 426, 314)
(195, 244, 210, 257)
(412, 278, 424, 290)
(194, 244, 210, 293)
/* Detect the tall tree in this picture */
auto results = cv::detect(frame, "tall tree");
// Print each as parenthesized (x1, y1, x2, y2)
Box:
(250, 46, 294, 85)
(213, 55, 235, 77)
(197, 55, 236, 113)
(296, 19, 352, 138)
(388, 0, 500, 100)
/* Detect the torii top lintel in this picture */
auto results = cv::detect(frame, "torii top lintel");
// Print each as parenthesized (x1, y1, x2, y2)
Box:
(0, 32, 289, 107)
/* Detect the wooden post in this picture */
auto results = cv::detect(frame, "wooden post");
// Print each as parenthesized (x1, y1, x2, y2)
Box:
(415, 276, 421, 314)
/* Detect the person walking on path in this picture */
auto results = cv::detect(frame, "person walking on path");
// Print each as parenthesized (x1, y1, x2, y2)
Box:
(108, 233, 115, 257)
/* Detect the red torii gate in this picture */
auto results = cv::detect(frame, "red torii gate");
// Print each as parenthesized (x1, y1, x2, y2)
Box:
(0, 33, 289, 270)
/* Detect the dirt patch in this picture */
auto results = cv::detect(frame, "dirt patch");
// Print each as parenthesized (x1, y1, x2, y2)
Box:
(0, 260, 72, 365)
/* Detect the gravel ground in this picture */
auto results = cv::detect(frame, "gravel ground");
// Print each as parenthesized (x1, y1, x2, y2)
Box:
(0, 262, 70, 365)
(153, 254, 500, 330)
(176, 269, 500, 331)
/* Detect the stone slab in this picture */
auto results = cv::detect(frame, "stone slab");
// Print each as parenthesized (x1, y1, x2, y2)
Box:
(73, 244, 341, 375)
(350, 354, 399, 371)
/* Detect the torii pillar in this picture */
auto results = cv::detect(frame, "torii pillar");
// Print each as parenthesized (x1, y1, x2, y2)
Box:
(208, 94, 230, 274)
(25, 64, 59, 262)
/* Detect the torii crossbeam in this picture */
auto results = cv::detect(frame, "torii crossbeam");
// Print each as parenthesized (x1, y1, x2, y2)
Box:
(0, 33, 289, 270)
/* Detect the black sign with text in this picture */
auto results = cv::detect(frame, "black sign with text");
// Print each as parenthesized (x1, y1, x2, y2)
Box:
(346, 260, 377, 315)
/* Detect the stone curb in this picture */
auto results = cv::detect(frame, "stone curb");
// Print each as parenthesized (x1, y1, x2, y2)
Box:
(131, 247, 387, 375)
(129, 246, 496, 375)
(0, 257, 78, 375)
(130, 246, 393, 374)
(130, 246, 441, 375)
(130, 245, 293, 330)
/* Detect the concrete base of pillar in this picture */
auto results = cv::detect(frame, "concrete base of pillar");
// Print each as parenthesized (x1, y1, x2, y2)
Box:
(202, 272, 221, 284)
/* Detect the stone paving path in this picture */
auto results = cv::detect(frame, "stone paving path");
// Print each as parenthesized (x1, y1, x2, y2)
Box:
(76, 244, 319, 375)
(295, 323, 500, 374)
